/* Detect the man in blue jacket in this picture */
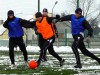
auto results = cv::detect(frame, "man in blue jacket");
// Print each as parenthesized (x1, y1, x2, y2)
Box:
(60, 8, 100, 68)
(3, 10, 33, 69)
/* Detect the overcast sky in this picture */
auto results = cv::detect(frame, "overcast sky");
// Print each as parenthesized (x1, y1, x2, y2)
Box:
(0, 0, 100, 20)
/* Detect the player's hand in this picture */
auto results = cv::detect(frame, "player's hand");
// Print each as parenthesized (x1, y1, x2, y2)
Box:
(56, 14, 60, 19)
(85, 36, 91, 43)
(35, 31, 38, 35)
(55, 32, 58, 38)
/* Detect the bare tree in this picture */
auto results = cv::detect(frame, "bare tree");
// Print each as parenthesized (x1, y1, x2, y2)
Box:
(67, 0, 100, 26)
(62, 0, 100, 35)
(68, 0, 100, 17)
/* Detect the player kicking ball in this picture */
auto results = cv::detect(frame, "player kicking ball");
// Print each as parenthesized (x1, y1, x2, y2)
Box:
(60, 8, 100, 68)
(29, 12, 65, 67)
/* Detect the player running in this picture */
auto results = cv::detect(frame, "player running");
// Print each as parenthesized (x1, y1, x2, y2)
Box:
(60, 8, 100, 68)
(30, 12, 65, 67)
(37, 8, 59, 62)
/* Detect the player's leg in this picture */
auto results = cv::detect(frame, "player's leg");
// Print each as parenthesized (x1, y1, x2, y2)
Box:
(71, 35, 83, 68)
(9, 38, 17, 69)
(37, 40, 49, 66)
(79, 41, 100, 64)
(48, 44, 65, 67)
(17, 37, 28, 63)
(38, 34, 47, 61)
(37, 36, 56, 66)
(9, 38, 16, 65)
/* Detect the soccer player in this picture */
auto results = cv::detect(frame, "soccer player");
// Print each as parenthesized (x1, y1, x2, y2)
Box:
(38, 8, 49, 62)
(37, 8, 59, 62)
(3, 10, 33, 69)
(60, 8, 100, 68)
(30, 12, 65, 67)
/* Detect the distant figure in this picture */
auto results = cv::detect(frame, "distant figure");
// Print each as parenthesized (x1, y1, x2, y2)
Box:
(42, 8, 48, 17)
(60, 8, 100, 68)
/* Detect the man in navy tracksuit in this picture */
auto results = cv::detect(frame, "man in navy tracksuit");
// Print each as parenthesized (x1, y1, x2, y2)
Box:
(60, 8, 100, 68)
(3, 10, 33, 68)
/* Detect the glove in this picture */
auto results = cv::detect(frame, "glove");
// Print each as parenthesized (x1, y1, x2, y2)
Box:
(35, 30, 38, 35)
(56, 14, 60, 19)
(85, 36, 91, 43)
(34, 27, 38, 35)
(3, 20, 9, 29)
(55, 32, 58, 38)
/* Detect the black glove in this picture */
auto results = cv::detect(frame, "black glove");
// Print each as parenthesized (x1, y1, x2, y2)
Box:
(88, 33, 93, 38)
(88, 29, 93, 38)
(56, 14, 60, 19)
(34, 27, 38, 35)
(55, 32, 58, 38)
(86, 31, 93, 43)
(35, 31, 38, 35)
(3, 20, 9, 29)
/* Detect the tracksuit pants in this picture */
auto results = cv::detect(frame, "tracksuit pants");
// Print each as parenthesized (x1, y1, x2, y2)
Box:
(38, 34, 62, 62)
(9, 36, 28, 64)
(72, 34, 100, 65)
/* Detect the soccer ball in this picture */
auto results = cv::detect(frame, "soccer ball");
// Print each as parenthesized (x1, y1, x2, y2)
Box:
(28, 60, 38, 69)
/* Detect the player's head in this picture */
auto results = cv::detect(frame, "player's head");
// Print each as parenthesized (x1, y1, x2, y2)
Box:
(42, 8, 48, 17)
(7, 10, 14, 19)
(35, 12, 42, 22)
(75, 8, 82, 18)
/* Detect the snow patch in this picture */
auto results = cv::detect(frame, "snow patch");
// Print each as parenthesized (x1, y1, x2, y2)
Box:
(0, 46, 100, 53)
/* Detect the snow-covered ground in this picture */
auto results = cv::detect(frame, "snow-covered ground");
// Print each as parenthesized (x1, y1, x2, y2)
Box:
(0, 46, 100, 53)
(0, 46, 100, 75)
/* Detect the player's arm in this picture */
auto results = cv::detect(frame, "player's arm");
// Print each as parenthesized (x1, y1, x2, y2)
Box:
(60, 15, 72, 21)
(82, 20, 93, 37)
(54, 24, 59, 37)
(46, 15, 60, 24)
(3, 20, 9, 29)
(19, 18, 35, 28)
(20, 19, 38, 35)
(46, 16, 60, 37)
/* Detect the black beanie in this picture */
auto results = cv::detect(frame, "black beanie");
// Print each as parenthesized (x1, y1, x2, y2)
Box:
(75, 8, 82, 14)
(7, 10, 14, 16)
(43, 8, 48, 13)
(35, 12, 42, 18)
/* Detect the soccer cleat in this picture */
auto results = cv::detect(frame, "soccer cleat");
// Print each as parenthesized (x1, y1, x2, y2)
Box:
(37, 60, 41, 67)
(9, 64, 17, 69)
(74, 64, 82, 68)
(97, 59, 100, 64)
(59, 59, 65, 67)
(42, 57, 48, 62)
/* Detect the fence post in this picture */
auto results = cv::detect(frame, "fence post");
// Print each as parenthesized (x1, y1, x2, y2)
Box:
(64, 29, 68, 46)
